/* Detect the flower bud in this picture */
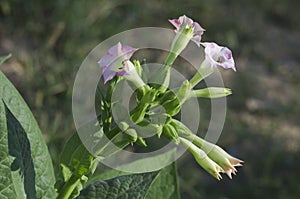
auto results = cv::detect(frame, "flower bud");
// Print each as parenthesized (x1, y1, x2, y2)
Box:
(174, 120, 243, 179)
(156, 90, 181, 116)
(177, 79, 191, 103)
(118, 121, 129, 132)
(130, 104, 148, 124)
(162, 123, 180, 144)
(133, 59, 143, 77)
(190, 87, 232, 99)
(124, 128, 138, 143)
(136, 137, 147, 147)
(162, 98, 181, 116)
(186, 133, 243, 179)
(180, 137, 224, 180)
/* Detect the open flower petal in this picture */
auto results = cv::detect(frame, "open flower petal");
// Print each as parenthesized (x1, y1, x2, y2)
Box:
(201, 42, 236, 71)
(169, 15, 205, 47)
(98, 42, 138, 83)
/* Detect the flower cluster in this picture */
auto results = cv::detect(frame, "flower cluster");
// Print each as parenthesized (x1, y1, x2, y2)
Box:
(97, 15, 242, 180)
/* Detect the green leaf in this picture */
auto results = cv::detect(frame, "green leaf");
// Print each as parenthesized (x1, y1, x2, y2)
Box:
(59, 132, 96, 178)
(86, 149, 180, 199)
(145, 163, 180, 199)
(88, 148, 177, 183)
(56, 120, 132, 198)
(77, 172, 159, 199)
(56, 132, 97, 199)
(0, 71, 56, 199)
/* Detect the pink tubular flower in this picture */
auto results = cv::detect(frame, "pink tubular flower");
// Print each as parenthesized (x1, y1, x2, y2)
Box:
(201, 42, 236, 71)
(169, 15, 205, 47)
(98, 42, 138, 83)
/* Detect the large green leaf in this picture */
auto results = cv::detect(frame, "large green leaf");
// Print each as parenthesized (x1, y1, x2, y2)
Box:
(77, 172, 159, 199)
(84, 149, 180, 199)
(145, 163, 180, 199)
(0, 70, 56, 199)
(87, 148, 177, 183)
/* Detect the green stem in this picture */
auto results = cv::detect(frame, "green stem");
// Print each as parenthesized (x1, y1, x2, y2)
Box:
(164, 52, 178, 68)
(189, 70, 205, 88)
(189, 61, 213, 88)
(57, 175, 81, 199)
(154, 52, 178, 92)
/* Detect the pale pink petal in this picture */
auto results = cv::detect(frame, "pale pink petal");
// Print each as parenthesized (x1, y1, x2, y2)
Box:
(98, 42, 138, 83)
(201, 42, 236, 71)
(169, 15, 205, 46)
(102, 67, 116, 84)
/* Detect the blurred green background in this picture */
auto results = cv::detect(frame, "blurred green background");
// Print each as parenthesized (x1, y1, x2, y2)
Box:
(1, 0, 300, 198)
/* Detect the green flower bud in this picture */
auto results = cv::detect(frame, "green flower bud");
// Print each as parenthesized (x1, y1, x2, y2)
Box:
(130, 104, 148, 124)
(174, 120, 244, 179)
(180, 137, 224, 180)
(131, 88, 156, 124)
(190, 135, 244, 179)
(190, 87, 232, 99)
(162, 98, 181, 116)
(162, 123, 180, 144)
(118, 121, 129, 132)
(125, 128, 138, 143)
(133, 59, 143, 77)
(158, 90, 177, 103)
(155, 124, 163, 138)
(177, 79, 191, 103)
(136, 137, 147, 147)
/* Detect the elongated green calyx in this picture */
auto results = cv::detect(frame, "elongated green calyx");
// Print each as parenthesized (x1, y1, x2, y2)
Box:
(174, 119, 244, 179)
(180, 137, 224, 180)
(177, 80, 191, 103)
(187, 134, 244, 179)
(190, 87, 232, 99)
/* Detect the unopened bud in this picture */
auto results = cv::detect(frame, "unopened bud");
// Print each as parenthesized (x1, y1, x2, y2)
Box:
(162, 123, 180, 144)
(190, 87, 232, 99)
(133, 60, 143, 77)
(119, 121, 129, 132)
(180, 137, 224, 180)
(177, 80, 191, 103)
(136, 137, 147, 147)
(125, 128, 138, 143)
(162, 98, 181, 116)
